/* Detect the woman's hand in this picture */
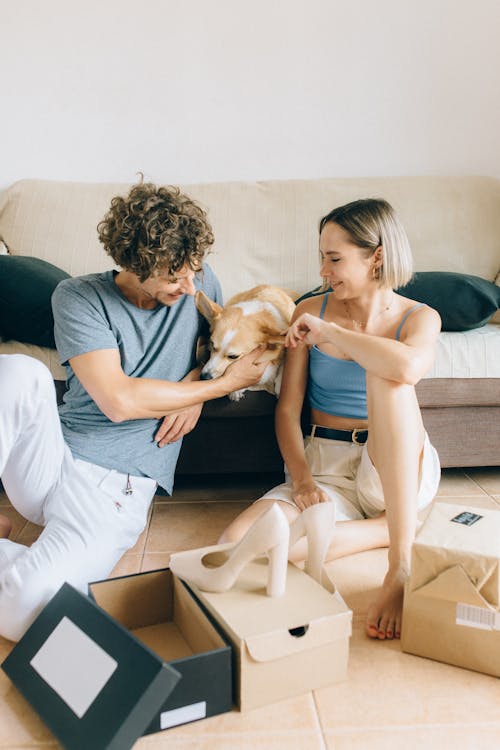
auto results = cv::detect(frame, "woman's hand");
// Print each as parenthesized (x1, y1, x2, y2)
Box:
(155, 402, 203, 445)
(292, 480, 330, 510)
(286, 312, 334, 348)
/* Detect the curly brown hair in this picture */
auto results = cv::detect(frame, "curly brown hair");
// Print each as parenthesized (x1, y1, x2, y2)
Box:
(97, 183, 214, 281)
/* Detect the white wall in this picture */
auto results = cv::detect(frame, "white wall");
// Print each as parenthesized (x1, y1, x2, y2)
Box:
(1, 0, 499, 188)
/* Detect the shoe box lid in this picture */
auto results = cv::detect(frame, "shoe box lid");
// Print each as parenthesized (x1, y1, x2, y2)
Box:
(2, 569, 233, 749)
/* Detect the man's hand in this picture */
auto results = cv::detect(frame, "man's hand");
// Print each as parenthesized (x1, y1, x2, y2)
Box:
(292, 480, 330, 510)
(155, 402, 203, 446)
(222, 346, 268, 392)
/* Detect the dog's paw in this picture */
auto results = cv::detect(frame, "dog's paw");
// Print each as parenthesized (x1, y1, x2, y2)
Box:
(229, 389, 246, 402)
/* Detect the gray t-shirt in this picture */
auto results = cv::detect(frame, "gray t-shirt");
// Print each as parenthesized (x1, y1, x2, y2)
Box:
(52, 265, 222, 493)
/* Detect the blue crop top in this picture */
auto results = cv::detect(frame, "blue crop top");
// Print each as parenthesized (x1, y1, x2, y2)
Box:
(307, 294, 424, 420)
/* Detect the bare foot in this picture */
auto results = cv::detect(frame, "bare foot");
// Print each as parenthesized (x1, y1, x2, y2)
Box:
(0, 513, 12, 539)
(366, 564, 409, 640)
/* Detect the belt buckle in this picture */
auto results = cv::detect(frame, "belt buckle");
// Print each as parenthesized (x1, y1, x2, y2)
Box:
(351, 428, 365, 445)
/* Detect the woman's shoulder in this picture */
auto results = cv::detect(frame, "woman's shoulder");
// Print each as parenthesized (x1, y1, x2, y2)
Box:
(394, 293, 439, 318)
(295, 291, 330, 315)
(393, 293, 441, 333)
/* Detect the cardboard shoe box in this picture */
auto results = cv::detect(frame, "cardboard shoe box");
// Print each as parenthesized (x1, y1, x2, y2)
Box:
(402, 502, 500, 677)
(2, 569, 232, 750)
(174, 556, 352, 711)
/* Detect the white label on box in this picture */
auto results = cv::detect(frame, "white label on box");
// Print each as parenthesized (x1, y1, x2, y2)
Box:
(30, 616, 118, 718)
(160, 701, 207, 729)
(456, 603, 500, 631)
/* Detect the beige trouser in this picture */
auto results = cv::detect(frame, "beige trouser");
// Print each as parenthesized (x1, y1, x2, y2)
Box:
(258, 432, 441, 521)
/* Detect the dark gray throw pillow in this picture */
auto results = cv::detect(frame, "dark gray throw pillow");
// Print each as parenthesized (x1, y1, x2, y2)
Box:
(295, 272, 500, 332)
(295, 285, 329, 304)
(0, 255, 70, 347)
(396, 272, 500, 331)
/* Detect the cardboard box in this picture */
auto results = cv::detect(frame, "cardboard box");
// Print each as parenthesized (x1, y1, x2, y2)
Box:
(176, 558, 352, 711)
(2, 569, 233, 750)
(402, 502, 500, 677)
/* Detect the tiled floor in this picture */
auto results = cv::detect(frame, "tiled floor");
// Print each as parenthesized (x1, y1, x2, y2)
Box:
(1, 468, 500, 749)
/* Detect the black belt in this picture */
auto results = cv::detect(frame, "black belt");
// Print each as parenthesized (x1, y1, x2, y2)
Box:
(306, 425, 368, 445)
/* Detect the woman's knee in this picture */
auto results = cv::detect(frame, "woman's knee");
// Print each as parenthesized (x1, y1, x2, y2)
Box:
(366, 371, 415, 398)
(366, 372, 421, 427)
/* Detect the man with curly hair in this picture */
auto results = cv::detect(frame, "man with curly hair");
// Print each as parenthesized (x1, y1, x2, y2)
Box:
(0, 183, 266, 641)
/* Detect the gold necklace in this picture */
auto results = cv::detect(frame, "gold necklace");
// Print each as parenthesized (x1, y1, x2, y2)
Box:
(343, 293, 394, 330)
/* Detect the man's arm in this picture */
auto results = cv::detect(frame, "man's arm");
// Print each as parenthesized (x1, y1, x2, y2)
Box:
(69, 347, 267, 423)
(154, 363, 204, 446)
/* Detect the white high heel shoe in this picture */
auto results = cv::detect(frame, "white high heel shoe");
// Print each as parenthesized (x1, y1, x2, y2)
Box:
(169, 503, 290, 597)
(289, 502, 336, 584)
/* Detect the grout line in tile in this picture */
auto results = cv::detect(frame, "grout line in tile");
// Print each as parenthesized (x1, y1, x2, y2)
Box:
(463, 471, 497, 496)
(462, 472, 482, 493)
(312, 690, 329, 750)
(12, 520, 29, 542)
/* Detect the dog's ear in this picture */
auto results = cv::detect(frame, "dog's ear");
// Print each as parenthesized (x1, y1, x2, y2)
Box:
(262, 329, 287, 346)
(196, 336, 210, 366)
(195, 290, 223, 323)
(265, 335, 287, 346)
(254, 347, 283, 363)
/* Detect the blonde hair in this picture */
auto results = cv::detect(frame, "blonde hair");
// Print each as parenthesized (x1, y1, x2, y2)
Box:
(319, 198, 413, 289)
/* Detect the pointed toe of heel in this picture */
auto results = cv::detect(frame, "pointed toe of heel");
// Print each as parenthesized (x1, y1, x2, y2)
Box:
(169, 503, 290, 597)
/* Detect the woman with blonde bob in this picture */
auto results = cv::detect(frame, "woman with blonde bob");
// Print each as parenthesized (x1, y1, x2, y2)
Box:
(221, 198, 441, 641)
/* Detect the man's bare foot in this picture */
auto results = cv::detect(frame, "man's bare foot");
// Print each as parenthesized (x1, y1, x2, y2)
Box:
(366, 564, 409, 640)
(0, 513, 12, 539)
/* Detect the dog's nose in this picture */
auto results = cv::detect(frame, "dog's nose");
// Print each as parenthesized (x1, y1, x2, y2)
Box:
(200, 371, 213, 380)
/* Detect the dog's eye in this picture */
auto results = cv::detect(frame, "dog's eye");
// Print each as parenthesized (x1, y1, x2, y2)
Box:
(227, 354, 239, 360)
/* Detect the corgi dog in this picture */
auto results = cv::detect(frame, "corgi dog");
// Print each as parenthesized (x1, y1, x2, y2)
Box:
(195, 284, 296, 400)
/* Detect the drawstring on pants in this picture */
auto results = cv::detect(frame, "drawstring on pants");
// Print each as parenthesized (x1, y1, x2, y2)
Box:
(123, 474, 133, 495)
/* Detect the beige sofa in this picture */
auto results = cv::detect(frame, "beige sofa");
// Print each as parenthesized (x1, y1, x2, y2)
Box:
(0, 177, 499, 469)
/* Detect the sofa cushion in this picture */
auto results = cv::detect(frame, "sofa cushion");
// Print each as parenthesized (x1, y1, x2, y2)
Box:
(295, 285, 326, 304)
(396, 272, 500, 331)
(425, 324, 500, 378)
(0, 256, 70, 347)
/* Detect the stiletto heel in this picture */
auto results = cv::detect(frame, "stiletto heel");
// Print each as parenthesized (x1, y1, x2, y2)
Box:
(289, 502, 336, 584)
(169, 503, 290, 597)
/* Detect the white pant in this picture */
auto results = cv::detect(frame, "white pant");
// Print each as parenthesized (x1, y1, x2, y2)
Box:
(0, 355, 157, 642)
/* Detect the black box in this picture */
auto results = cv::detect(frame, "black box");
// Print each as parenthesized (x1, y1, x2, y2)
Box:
(2, 569, 233, 749)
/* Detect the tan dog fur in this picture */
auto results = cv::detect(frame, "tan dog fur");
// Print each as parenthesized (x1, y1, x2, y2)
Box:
(195, 285, 296, 400)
